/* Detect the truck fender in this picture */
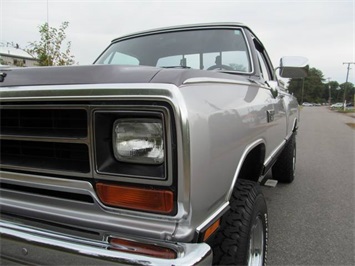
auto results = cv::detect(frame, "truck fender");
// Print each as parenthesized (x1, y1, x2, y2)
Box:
(225, 138, 265, 201)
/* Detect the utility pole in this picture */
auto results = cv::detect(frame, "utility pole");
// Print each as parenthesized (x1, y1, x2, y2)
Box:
(343, 62, 355, 110)
(327, 77, 331, 106)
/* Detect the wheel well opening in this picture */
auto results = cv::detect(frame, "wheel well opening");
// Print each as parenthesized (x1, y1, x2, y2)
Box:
(238, 144, 265, 182)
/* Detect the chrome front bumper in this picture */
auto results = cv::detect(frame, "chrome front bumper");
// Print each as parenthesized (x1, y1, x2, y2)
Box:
(0, 221, 212, 265)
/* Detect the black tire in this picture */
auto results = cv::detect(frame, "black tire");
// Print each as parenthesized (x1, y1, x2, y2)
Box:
(272, 133, 296, 183)
(211, 179, 268, 266)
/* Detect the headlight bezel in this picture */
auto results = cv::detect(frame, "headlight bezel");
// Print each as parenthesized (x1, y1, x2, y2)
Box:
(93, 107, 173, 185)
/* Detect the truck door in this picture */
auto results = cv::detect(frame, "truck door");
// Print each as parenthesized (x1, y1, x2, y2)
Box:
(255, 43, 287, 161)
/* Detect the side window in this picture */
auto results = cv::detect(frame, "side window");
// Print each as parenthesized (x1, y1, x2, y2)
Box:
(256, 51, 272, 82)
(103, 52, 139, 65)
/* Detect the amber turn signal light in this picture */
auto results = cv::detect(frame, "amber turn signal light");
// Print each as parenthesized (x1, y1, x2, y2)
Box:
(96, 183, 174, 214)
(203, 219, 220, 241)
(109, 237, 177, 259)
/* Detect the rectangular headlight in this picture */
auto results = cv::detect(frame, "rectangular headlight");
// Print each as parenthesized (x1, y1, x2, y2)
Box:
(113, 119, 164, 164)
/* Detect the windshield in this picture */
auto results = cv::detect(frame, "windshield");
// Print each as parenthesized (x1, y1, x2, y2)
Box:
(95, 28, 252, 73)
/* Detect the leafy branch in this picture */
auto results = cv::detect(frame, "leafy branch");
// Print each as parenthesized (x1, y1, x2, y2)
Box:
(26, 21, 75, 66)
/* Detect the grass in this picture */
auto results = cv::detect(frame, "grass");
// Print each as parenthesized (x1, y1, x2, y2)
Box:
(346, 123, 355, 129)
(331, 108, 355, 113)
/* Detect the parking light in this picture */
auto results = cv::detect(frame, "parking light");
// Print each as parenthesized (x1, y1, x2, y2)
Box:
(96, 183, 174, 214)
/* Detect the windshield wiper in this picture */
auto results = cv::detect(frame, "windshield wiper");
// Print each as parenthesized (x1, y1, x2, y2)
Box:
(161, 66, 191, 69)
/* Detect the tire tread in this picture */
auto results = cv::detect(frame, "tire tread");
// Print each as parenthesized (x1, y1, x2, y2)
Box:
(211, 179, 267, 266)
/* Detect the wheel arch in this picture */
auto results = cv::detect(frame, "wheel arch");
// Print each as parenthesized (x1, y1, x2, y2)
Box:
(225, 139, 266, 201)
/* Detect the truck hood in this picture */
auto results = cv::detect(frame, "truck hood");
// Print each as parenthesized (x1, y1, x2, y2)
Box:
(0, 65, 161, 87)
(0, 65, 253, 88)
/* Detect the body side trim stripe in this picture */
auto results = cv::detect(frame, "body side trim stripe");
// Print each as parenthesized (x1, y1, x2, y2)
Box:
(264, 139, 286, 167)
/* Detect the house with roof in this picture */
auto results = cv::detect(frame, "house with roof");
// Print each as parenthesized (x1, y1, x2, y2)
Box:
(0, 43, 38, 67)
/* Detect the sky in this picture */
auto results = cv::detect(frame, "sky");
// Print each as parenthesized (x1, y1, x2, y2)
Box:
(0, 0, 354, 84)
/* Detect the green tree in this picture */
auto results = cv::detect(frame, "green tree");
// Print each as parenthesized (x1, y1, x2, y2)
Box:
(322, 80, 339, 104)
(288, 67, 325, 104)
(323, 81, 354, 104)
(26, 21, 75, 66)
(340, 82, 355, 104)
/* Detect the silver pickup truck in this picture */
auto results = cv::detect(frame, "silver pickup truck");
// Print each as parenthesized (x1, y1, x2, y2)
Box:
(0, 23, 308, 265)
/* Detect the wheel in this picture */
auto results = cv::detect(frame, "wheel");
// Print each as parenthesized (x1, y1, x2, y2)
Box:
(211, 179, 268, 266)
(272, 133, 296, 183)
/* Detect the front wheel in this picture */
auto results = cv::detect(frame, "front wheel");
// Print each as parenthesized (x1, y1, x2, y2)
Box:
(211, 179, 268, 266)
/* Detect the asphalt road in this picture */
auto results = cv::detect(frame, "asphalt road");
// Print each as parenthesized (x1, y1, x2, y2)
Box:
(262, 107, 355, 265)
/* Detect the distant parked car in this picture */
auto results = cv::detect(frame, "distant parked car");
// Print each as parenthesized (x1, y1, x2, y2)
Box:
(330, 102, 344, 108)
(302, 102, 313, 107)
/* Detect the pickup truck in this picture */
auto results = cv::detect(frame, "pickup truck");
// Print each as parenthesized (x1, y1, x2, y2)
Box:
(0, 23, 308, 265)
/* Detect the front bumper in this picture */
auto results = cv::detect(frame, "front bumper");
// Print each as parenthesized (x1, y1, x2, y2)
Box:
(0, 221, 212, 265)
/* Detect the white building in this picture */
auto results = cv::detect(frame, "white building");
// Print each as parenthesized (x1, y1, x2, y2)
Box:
(0, 43, 38, 67)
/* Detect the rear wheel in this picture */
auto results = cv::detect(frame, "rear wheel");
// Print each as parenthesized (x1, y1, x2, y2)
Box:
(211, 179, 268, 266)
(272, 133, 296, 183)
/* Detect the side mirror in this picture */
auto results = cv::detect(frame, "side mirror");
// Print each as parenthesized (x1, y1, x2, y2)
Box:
(278, 56, 309, 78)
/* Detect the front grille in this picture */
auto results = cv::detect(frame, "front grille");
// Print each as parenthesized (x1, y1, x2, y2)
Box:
(0, 107, 90, 176)
(0, 109, 87, 138)
(0, 140, 90, 173)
